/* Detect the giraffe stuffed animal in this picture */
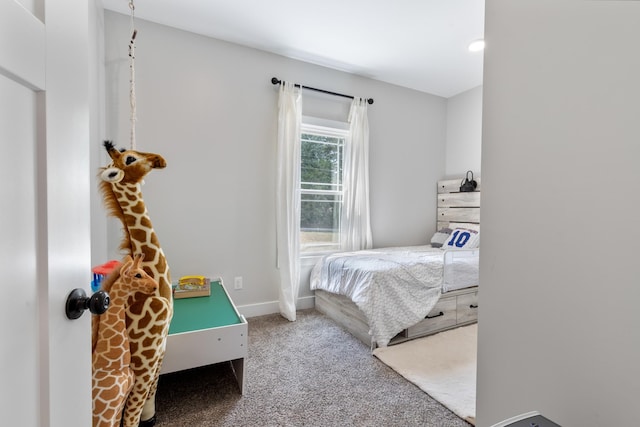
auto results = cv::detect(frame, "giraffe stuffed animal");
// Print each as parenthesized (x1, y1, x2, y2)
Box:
(99, 141, 173, 427)
(92, 254, 158, 427)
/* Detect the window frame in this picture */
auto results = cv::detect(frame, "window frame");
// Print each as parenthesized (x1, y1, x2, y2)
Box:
(299, 117, 349, 256)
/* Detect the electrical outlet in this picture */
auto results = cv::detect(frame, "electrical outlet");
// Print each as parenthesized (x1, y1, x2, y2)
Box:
(234, 276, 243, 290)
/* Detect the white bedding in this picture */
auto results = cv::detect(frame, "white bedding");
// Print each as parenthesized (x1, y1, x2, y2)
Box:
(443, 249, 480, 292)
(310, 246, 478, 347)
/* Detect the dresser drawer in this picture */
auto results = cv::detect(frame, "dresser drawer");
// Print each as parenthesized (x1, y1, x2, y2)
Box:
(456, 291, 478, 324)
(406, 296, 457, 338)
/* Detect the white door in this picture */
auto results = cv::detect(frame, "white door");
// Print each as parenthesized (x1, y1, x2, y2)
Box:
(0, 1, 92, 426)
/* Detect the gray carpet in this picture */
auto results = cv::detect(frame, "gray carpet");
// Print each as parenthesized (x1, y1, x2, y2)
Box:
(155, 309, 473, 427)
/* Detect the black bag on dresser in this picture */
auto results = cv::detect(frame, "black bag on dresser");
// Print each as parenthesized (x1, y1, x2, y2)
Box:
(459, 170, 477, 192)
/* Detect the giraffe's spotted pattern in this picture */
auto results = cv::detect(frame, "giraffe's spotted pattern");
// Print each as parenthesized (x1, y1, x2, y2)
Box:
(109, 182, 173, 427)
(98, 142, 173, 426)
(92, 255, 158, 427)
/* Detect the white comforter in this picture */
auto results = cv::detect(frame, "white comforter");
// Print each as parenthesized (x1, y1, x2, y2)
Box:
(310, 246, 446, 347)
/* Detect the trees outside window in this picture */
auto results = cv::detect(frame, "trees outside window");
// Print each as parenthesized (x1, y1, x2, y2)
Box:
(300, 123, 347, 254)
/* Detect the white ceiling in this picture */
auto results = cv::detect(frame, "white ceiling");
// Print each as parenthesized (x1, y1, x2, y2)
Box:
(101, 0, 485, 98)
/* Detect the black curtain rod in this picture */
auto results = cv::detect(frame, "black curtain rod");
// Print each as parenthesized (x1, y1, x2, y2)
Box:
(271, 77, 374, 105)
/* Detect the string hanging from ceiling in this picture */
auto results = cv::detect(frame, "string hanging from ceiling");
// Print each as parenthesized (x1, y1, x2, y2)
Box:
(128, 0, 138, 150)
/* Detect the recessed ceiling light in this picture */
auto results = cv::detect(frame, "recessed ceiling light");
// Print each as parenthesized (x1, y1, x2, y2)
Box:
(468, 39, 485, 52)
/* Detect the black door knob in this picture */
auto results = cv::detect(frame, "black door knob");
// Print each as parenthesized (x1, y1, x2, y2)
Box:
(65, 288, 110, 320)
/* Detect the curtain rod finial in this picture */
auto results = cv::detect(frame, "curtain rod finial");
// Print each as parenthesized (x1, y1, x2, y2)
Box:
(271, 77, 280, 85)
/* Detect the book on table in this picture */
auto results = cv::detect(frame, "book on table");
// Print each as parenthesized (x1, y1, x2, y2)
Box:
(173, 275, 212, 299)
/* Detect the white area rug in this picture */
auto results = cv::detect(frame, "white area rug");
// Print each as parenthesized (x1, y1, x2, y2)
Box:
(373, 324, 477, 425)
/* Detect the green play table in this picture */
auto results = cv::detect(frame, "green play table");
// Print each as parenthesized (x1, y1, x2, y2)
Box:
(168, 280, 243, 333)
(160, 279, 247, 393)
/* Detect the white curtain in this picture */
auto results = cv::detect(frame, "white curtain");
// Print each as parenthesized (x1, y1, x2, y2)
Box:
(275, 82, 302, 321)
(341, 97, 373, 251)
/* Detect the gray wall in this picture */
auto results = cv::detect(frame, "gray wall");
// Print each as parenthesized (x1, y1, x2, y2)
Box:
(477, 1, 640, 426)
(446, 85, 482, 178)
(100, 11, 449, 315)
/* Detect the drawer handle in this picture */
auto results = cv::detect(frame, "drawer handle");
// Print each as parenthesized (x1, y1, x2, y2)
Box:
(426, 311, 444, 319)
(469, 304, 478, 309)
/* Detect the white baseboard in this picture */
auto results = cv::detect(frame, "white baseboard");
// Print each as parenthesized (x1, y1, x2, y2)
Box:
(236, 295, 315, 319)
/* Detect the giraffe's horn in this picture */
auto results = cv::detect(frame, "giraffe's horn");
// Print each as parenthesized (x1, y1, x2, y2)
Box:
(103, 140, 115, 152)
(133, 253, 145, 268)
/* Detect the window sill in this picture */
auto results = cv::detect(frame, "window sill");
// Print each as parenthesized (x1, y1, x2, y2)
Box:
(300, 252, 333, 267)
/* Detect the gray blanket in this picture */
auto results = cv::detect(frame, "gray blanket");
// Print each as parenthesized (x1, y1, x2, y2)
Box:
(310, 246, 444, 347)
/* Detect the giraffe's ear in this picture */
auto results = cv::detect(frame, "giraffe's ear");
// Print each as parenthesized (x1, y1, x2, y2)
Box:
(120, 257, 134, 276)
(100, 167, 124, 183)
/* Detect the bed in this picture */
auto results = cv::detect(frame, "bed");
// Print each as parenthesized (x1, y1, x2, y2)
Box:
(311, 177, 480, 348)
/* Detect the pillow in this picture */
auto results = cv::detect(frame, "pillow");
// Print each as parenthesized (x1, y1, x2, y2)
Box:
(430, 228, 452, 248)
(442, 228, 480, 250)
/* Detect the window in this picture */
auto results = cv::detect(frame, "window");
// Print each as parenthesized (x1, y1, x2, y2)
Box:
(300, 121, 348, 254)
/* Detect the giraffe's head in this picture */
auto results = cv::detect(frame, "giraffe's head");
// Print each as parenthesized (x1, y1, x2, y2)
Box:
(100, 140, 167, 185)
(120, 254, 159, 295)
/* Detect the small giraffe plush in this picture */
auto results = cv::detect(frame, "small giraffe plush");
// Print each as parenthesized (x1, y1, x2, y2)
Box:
(92, 254, 158, 427)
(99, 141, 173, 427)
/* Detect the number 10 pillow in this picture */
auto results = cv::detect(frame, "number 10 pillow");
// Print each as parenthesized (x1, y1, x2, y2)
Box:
(443, 228, 480, 249)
